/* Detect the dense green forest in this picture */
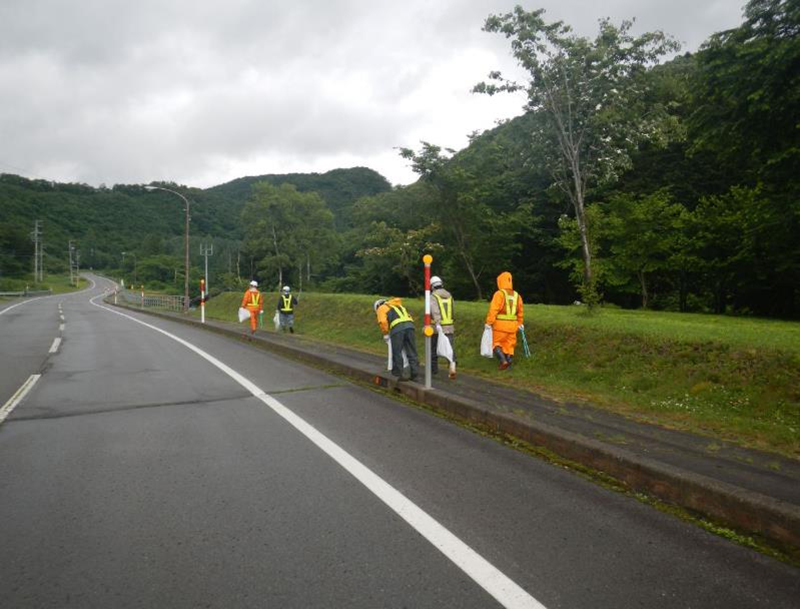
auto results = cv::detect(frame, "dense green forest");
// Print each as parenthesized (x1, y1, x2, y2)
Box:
(1, 0, 798, 317)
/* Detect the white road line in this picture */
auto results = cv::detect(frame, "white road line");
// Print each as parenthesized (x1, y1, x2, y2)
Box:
(59, 323, 65, 331)
(0, 374, 41, 424)
(0, 299, 35, 316)
(89, 294, 546, 609)
(49, 337, 61, 353)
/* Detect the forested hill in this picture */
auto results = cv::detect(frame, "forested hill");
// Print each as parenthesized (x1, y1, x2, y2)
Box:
(0, 166, 392, 278)
(206, 167, 392, 229)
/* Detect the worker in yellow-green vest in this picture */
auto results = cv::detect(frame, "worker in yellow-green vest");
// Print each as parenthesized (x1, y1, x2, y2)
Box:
(276, 285, 298, 333)
(430, 275, 456, 379)
(374, 297, 419, 382)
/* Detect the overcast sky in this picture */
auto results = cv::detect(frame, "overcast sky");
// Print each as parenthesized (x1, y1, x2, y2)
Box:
(0, 1, 745, 189)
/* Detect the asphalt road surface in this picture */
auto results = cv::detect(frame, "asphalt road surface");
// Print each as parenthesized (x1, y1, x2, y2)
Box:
(1, 276, 798, 608)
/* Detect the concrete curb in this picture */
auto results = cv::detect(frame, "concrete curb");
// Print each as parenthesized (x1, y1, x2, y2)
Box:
(114, 303, 800, 552)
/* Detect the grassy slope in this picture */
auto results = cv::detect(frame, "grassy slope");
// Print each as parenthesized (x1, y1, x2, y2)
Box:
(203, 291, 800, 457)
(0, 275, 88, 294)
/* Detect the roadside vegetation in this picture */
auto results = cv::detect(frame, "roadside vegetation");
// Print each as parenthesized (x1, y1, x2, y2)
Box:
(0, 274, 88, 295)
(202, 291, 800, 458)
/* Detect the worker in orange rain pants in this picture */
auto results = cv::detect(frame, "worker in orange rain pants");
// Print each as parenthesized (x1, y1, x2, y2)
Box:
(485, 271, 524, 370)
(241, 280, 263, 336)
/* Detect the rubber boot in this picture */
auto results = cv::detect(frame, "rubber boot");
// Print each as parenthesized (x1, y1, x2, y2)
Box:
(494, 347, 509, 370)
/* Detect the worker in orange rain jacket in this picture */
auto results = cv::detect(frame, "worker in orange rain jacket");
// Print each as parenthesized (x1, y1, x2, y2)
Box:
(485, 271, 524, 370)
(241, 280, 263, 336)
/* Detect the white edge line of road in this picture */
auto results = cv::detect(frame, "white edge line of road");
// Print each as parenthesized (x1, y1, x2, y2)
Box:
(49, 337, 62, 353)
(88, 288, 547, 609)
(0, 374, 41, 424)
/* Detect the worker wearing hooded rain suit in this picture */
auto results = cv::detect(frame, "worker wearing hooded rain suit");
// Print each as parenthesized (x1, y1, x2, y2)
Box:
(374, 297, 419, 381)
(241, 281, 263, 335)
(485, 271, 524, 370)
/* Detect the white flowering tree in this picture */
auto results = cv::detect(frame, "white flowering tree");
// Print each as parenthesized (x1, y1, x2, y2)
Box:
(475, 6, 679, 303)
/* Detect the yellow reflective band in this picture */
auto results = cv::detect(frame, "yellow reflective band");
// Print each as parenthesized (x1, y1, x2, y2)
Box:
(280, 295, 293, 312)
(388, 304, 412, 329)
(433, 293, 454, 325)
(496, 291, 518, 321)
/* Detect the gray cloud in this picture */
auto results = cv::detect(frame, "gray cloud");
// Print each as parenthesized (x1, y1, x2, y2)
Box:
(0, 0, 744, 187)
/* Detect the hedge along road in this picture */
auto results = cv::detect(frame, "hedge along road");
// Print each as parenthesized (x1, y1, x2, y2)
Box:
(0, 275, 797, 608)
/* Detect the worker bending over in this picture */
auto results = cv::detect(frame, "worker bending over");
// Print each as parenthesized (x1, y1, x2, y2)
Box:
(374, 297, 419, 382)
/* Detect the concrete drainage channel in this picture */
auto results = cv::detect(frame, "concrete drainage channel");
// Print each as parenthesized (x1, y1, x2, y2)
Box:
(109, 300, 800, 557)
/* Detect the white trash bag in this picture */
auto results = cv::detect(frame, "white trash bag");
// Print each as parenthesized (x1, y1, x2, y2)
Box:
(387, 340, 409, 371)
(238, 307, 251, 323)
(480, 325, 493, 358)
(273, 311, 281, 330)
(436, 324, 454, 363)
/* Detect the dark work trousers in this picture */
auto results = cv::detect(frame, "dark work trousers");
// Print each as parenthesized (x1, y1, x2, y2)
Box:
(390, 324, 419, 379)
(430, 333, 456, 373)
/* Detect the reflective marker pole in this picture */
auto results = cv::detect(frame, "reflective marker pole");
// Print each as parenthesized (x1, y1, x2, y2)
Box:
(422, 254, 433, 389)
(200, 278, 206, 324)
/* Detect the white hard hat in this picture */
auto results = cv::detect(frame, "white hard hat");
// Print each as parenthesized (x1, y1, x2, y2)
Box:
(430, 275, 443, 288)
(373, 298, 386, 312)
(250, 280, 258, 287)
(282, 285, 290, 292)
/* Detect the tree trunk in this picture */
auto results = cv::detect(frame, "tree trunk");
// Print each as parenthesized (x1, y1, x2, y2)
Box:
(271, 224, 282, 290)
(452, 222, 483, 300)
(572, 191, 593, 290)
(638, 270, 649, 309)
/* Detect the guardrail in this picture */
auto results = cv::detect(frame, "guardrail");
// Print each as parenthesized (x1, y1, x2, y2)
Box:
(0, 289, 52, 297)
(115, 288, 183, 312)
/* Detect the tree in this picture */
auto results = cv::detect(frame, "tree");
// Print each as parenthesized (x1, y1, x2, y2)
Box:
(241, 182, 336, 289)
(475, 6, 679, 304)
(603, 192, 688, 308)
(689, 0, 800, 181)
(399, 143, 519, 300)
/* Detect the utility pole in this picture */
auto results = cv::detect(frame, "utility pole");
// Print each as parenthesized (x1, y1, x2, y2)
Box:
(31, 220, 42, 283)
(68, 240, 75, 286)
(200, 243, 214, 295)
(75, 250, 80, 286)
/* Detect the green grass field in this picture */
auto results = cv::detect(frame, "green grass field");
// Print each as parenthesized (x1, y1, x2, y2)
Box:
(202, 291, 800, 457)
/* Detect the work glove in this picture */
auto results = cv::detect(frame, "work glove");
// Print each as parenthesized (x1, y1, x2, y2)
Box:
(436, 323, 443, 334)
(383, 335, 390, 343)
(518, 324, 525, 332)
(484, 324, 491, 330)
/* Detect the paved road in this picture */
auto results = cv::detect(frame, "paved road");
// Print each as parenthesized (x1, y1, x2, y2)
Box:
(1, 276, 798, 608)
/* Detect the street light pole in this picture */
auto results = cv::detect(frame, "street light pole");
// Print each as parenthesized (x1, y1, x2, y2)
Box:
(144, 185, 191, 312)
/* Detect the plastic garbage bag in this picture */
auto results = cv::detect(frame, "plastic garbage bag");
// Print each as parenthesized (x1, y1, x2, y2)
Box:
(480, 325, 493, 358)
(387, 340, 409, 371)
(273, 311, 280, 330)
(436, 324, 454, 363)
(238, 307, 251, 323)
